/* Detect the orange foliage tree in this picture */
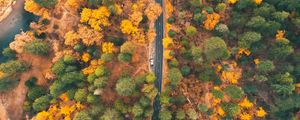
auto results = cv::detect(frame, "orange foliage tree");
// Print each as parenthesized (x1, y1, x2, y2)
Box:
(144, 3, 162, 22)
(203, 12, 221, 31)
(80, 6, 111, 31)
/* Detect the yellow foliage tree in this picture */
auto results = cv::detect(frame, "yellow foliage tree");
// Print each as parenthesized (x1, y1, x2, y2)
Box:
(217, 106, 225, 116)
(147, 29, 156, 43)
(102, 42, 114, 53)
(256, 107, 267, 117)
(67, 0, 84, 9)
(204, 12, 221, 30)
(164, 50, 173, 60)
(254, 58, 260, 65)
(82, 53, 91, 62)
(239, 98, 254, 108)
(130, 11, 143, 26)
(0, 71, 4, 78)
(163, 37, 173, 49)
(64, 31, 80, 46)
(145, 3, 162, 22)
(78, 25, 103, 46)
(120, 19, 138, 35)
(24, 0, 48, 17)
(131, 30, 146, 44)
(228, 0, 238, 4)
(254, 0, 262, 5)
(239, 112, 252, 120)
(276, 30, 285, 40)
(80, 6, 111, 31)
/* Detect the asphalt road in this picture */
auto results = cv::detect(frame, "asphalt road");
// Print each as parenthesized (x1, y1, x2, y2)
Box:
(152, 0, 164, 119)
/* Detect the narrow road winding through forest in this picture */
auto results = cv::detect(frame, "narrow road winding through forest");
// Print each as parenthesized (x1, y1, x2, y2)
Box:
(153, 0, 164, 119)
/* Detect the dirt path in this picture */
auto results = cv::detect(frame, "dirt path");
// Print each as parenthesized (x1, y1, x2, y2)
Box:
(0, 53, 52, 120)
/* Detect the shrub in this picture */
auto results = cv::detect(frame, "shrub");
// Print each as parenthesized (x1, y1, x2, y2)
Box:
(193, 13, 206, 24)
(256, 60, 275, 74)
(211, 89, 224, 99)
(115, 77, 136, 96)
(139, 97, 151, 107)
(168, 30, 176, 38)
(167, 68, 183, 87)
(204, 37, 230, 61)
(146, 73, 156, 83)
(255, 75, 268, 82)
(238, 32, 261, 48)
(224, 85, 245, 99)
(272, 11, 290, 22)
(87, 94, 98, 104)
(24, 41, 51, 56)
(167, 17, 175, 24)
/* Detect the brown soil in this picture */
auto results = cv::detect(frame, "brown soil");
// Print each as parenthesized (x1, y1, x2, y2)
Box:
(0, 53, 52, 120)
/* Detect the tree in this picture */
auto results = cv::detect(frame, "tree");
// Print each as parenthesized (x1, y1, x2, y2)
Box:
(101, 53, 113, 62)
(27, 86, 47, 101)
(215, 23, 229, 34)
(203, 13, 220, 30)
(187, 108, 198, 120)
(95, 66, 109, 77)
(221, 102, 241, 117)
(74, 89, 88, 102)
(272, 11, 289, 22)
(115, 77, 136, 96)
(224, 85, 245, 99)
(145, 3, 162, 22)
(181, 65, 191, 76)
(51, 60, 66, 75)
(256, 60, 275, 74)
(268, 41, 294, 60)
(203, 37, 230, 61)
(120, 41, 135, 54)
(74, 110, 92, 120)
(2, 48, 16, 59)
(101, 108, 122, 120)
(139, 97, 151, 107)
(63, 55, 76, 64)
(146, 72, 156, 83)
(246, 16, 267, 30)
(0, 73, 19, 91)
(215, 3, 226, 12)
(60, 72, 85, 84)
(102, 42, 114, 54)
(120, 19, 138, 35)
(32, 95, 51, 112)
(34, 0, 57, 8)
(118, 53, 132, 62)
(159, 109, 172, 120)
(87, 94, 99, 104)
(176, 109, 186, 120)
(132, 103, 144, 117)
(64, 31, 80, 47)
(24, 41, 51, 56)
(0, 60, 29, 74)
(185, 25, 197, 36)
(253, 3, 276, 18)
(94, 77, 108, 88)
(167, 68, 183, 87)
(238, 32, 261, 48)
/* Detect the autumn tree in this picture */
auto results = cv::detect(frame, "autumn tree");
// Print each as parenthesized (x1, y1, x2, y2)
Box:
(80, 6, 111, 31)
(78, 25, 103, 46)
(64, 31, 80, 47)
(24, 0, 48, 16)
(145, 3, 162, 22)
(120, 19, 138, 35)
